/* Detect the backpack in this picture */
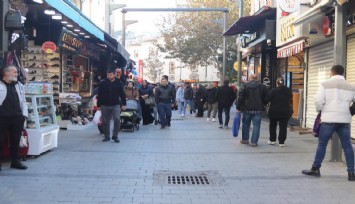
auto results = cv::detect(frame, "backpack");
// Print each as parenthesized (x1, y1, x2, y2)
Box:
(5, 10, 23, 30)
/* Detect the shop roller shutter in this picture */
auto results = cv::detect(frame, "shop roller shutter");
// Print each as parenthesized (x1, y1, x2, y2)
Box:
(306, 41, 334, 128)
(346, 34, 355, 139)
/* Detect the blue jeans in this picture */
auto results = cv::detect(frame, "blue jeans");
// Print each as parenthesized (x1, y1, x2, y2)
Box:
(178, 101, 186, 115)
(184, 99, 196, 114)
(313, 123, 354, 173)
(157, 103, 172, 127)
(242, 112, 262, 144)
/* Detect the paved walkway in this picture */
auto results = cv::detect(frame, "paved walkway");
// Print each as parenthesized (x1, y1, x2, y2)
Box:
(1, 111, 355, 204)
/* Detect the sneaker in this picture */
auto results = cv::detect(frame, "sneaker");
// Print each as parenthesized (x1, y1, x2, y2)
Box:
(219, 124, 223, 128)
(250, 143, 258, 147)
(268, 141, 276, 145)
(224, 125, 228, 129)
(10, 161, 28, 170)
(279, 144, 285, 147)
(181, 114, 185, 117)
(240, 140, 249, 144)
(212, 118, 216, 122)
(160, 126, 165, 129)
(207, 118, 210, 122)
(302, 167, 321, 177)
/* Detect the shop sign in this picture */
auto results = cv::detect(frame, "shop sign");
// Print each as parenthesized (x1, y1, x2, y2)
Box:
(81, 40, 100, 61)
(42, 41, 57, 54)
(240, 33, 259, 48)
(138, 60, 143, 83)
(189, 73, 199, 80)
(279, 0, 300, 13)
(58, 28, 83, 53)
(261, 54, 272, 89)
(280, 15, 296, 43)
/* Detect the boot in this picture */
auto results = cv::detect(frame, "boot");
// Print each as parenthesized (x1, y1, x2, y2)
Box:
(10, 160, 28, 170)
(302, 167, 320, 177)
(349, 172, 355, 181)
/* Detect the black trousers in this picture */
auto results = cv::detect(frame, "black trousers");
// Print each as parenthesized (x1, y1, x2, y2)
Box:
(269, 117, 289, 144)
(218, 105, 231, 126)
(0, 115, 25, 162)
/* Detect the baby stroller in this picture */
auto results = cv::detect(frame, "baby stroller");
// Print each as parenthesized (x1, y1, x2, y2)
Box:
(120, 100, 139, 132)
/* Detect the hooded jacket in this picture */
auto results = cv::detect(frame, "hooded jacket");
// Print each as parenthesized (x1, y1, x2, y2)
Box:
(237, 80, 268, 112)
(206, 87, 218, 104)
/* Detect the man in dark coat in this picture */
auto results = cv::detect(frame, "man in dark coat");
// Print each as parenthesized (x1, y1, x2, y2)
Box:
(217, 79, 236, 128)
(237, 74, 268, 147)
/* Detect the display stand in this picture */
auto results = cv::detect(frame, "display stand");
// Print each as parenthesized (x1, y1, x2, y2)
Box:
(25, 94, 59, 155)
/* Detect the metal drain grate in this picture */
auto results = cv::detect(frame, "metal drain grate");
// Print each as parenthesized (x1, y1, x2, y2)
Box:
(154, 170, 225, 186)
(168, 175, 209, 185)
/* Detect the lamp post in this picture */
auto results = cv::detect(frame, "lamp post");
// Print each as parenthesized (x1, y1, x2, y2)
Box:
(237, 0, 244, 88)
(108, 3, 126, 36)
(121, 19, 138, 47)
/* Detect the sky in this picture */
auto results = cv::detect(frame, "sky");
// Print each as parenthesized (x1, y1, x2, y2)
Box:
(112, 0, 178, 35)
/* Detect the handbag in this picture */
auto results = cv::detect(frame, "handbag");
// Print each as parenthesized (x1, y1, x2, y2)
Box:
(144, 96, 155, 106)
(350, 102, 355, 116)
(312, 112, 321, 138)
(5, 10, 23, 30)
(232, 112, 241, 137)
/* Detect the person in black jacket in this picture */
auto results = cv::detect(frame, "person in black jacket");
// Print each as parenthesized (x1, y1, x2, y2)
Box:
(265, 78, 292, 147)
(206, 82, 218, 122)
(184, 83, 196, 115)
(237, 74, 268, 147)
(155, 78, 175, 129)
(97, 70, 127, 143)
(217, 79, 236, 128)
(195, 84, 207, 117)
(139, 80, 155, 125)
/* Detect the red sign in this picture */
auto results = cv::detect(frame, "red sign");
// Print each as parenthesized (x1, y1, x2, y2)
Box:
(323, 16, 331, 36)
(42, 41, 57, 54)
(138, 60, 144, 83)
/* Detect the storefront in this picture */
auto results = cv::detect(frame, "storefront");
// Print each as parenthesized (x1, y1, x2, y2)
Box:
(224, 6, 277, 89)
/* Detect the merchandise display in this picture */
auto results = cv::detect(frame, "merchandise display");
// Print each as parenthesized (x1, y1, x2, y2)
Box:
(25, 94, 59, 155)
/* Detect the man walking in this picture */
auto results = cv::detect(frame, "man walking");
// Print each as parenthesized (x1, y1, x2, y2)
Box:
(184, 82, 196, 116)
(97, 70, 126, 143)
(237, 74, 268, 147)
(155, 78, 175, 129)
(302, 65, 355, 181)
(217, 79, 236, 128)
(0, 65, 28, 171)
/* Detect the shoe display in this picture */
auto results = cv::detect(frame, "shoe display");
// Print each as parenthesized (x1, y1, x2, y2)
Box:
(52, 81, 60, 85)
(268, 141, 276, 145)
(302, 167, 321, 177)
(10, 161, 28, 170)
(29, 76, 36, 81)
(349, 172, 355, 181)
(29, 63, 36, 68)
(50, 57, 60, 61)
(50, 75, 59, 79)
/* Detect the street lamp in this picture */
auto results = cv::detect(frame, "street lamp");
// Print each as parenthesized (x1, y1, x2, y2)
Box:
(121, 17, 138, 47)
(108, 3, 126, 36)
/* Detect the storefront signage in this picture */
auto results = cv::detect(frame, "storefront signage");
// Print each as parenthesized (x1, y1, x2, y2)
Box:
(262, 54, 272, 89)
(189, 73, 199, 80)
(279, 0, 300, 13)
(138, 60, 143, 83)
(280, 15, 296, 43)
(81, 40, 100, 61)
(58, 29, 83, 53)
(42, 41, 57, 54)
(240, 33, 260, 48)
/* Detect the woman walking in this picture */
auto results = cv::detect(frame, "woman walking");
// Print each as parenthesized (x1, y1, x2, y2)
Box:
(176, 84, 186, 117)
(195, 84, 207, 117)
(265, 78, 292, 147)
(138, 80, 155, 125)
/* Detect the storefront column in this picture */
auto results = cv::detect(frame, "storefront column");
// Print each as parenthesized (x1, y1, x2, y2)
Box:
(1, 0, 9, 53)
(331, 3, 347, 162)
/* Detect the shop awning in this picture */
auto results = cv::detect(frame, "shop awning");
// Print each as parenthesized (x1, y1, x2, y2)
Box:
(277, 40, 305, 58)
(45, 0, 104, 41)
(223, 7, 276, 36)
(293, 0, 333, 25)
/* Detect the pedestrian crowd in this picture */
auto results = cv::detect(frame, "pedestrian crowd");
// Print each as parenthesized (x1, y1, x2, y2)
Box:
(0, 65, 353, 182)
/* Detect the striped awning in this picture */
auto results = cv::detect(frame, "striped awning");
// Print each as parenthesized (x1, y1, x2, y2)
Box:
(277, 40, 304, 58)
